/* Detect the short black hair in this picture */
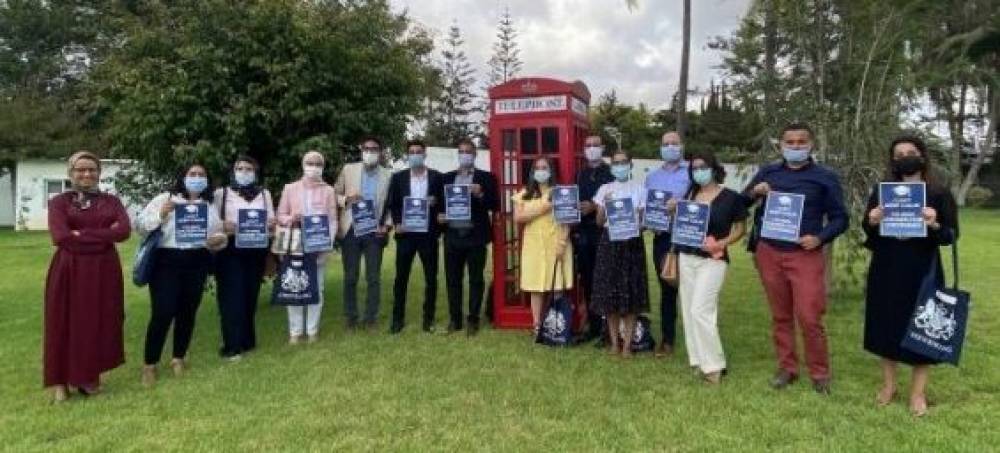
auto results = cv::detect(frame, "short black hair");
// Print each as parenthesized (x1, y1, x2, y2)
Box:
(360, 136, 383, 148)
(405, 139, 426, 151)
(456, 138, 476, 149)
(780, 122, 814, 140)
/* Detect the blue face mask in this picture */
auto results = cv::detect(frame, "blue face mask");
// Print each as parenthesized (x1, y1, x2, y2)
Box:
(532, 169, 551, 184)
(408, 153, 426, 168)
(234, 171, 255, 187)
(458, 153, 475, 168)
(782, 147, 811, 164)
(184, 176, 208, 194)
(660, 145, 682, 162)
(692, 168, 714, 186)
(611, 164, 630, 181)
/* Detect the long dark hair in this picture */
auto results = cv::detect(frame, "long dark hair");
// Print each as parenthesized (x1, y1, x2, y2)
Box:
(886, 134, 940, 189)
(687, 150, 727, 198)
(170, 162, 215, 203)
(522, 156, 557, 201)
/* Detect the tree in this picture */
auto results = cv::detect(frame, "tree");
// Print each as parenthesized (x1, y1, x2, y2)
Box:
(487, 7, 522, 87)
(86, 0, 434, 200)
(677, 0, 692, 138)
(478, 6, 523, 147)
(424, 22, 477, 147)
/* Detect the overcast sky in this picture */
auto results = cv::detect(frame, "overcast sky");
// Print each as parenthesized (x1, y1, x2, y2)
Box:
(389, 0, 752, 110)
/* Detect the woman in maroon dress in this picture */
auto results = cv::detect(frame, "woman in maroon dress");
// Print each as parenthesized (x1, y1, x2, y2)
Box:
(44, 151, 131, 402)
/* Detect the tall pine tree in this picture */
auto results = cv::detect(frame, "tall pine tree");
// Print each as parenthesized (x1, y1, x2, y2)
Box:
(487, 6, 522, 86)
(425, 22, 477, 147)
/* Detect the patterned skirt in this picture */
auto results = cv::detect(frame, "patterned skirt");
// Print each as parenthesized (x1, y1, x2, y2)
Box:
(591, 231, 649, 316)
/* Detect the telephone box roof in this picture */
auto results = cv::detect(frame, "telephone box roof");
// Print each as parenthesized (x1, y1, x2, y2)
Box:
(488, 77, 591, 103)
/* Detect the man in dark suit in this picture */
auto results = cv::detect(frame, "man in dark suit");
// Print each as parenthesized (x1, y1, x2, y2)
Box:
(385, 139, 445, 334)
(438, 138, 499, 336)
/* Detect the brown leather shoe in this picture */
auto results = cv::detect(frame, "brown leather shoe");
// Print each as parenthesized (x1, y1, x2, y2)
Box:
(770, 369, 798, 389)
(141, 365, 157, 387)
(654, 343, 673, 358)
(812, 378, 832, 395)
(170, 358, 185, 377)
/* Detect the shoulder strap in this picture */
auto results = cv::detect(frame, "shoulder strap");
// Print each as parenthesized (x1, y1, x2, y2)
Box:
(221, 187, 228, 222)
(950, 238, 959, 290)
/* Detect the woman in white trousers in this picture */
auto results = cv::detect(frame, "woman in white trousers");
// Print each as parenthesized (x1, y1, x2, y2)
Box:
(671, 150, 747, 384)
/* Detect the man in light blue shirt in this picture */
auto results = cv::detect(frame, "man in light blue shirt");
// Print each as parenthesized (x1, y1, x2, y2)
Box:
(644, 131, 691, 357)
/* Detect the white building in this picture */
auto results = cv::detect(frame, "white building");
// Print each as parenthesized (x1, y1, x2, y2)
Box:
(3, 159, 137, 230)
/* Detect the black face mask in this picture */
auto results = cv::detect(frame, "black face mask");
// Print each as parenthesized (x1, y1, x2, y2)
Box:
(892, 156, 925, 177)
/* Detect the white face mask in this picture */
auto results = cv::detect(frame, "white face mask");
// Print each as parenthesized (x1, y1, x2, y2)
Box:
(303, 165, 323, 179)
(584, 146, 604, 161)
(362, 152, 379, 166)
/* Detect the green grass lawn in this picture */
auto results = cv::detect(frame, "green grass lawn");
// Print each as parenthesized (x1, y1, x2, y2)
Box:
(1, 210, 998, 452)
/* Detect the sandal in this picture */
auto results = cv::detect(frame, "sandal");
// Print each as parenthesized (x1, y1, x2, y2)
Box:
(910, 395, 929, 417)
(876, 387, 896, 407)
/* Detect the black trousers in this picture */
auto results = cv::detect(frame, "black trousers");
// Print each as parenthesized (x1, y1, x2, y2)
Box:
(215, 243, 267, 357)
(652, 232, 679, 346)
(444, 238, 487, 327)
(574, 229, 603, 335)
(145, 248, 212, 365)
(391, 234, 439, 327)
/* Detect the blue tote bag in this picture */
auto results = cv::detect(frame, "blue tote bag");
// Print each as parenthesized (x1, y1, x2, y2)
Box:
(901, 240, 970, 365)
(132, 228, 163, 287)
(271, 253, 320, 306)
(536, 261, 574, 347)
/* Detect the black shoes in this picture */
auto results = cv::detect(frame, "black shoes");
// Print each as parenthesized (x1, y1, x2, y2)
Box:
(770, 369, 799, 389)
(422, 321, 435, 333)
(812, 378, 832, 395)
(466, 321, 480, 337)
(388, 323, 404, 335)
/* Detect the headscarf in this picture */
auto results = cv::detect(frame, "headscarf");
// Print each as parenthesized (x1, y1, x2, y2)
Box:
(230, 157, 263, 202)
(300, 151, 329, 188)
(66, 151, 101, 209)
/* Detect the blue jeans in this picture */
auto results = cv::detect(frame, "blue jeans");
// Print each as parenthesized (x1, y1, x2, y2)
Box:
(341, 228, 385, 325)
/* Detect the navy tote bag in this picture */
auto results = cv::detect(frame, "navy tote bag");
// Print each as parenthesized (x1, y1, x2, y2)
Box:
(900, 239, 970, 365)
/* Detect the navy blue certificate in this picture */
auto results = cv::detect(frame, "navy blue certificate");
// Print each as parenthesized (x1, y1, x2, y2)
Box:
(350, 200, 377, 237)
(760, 191, 805, 243)
(606, 197, 639, 241)
(642, 189, 672, 232)
(671, 201, 710, 247)
(402, 196, 429, 233)
(879, 182, 927, 238)
(302, 213, 333, 253)
(552, 185, 581, 224)
(235, 208, 268, 249)
(444, 184, 472, 221)
(174, 202, 208, 248)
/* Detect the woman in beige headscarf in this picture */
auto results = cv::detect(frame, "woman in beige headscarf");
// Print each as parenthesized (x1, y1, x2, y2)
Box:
(276, 150, 338, 343)
(43, 151, 131, 402)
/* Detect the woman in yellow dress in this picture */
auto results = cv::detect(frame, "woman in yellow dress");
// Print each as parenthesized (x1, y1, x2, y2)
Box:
(513, 157, 574, 334)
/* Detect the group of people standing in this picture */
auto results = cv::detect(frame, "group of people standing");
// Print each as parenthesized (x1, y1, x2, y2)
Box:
(42, 123, 958, 417)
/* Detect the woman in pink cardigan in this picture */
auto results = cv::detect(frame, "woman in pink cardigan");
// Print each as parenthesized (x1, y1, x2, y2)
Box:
(277, 151, 338, 343)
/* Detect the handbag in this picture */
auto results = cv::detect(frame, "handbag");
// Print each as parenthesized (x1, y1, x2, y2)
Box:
(132, 227, 163, 287)
(270, 232, 319, 306)
(535, 260, 574, 347)
(659, 246, 679, 287)
(619, 315, 656, 353)
(900, 239, 970, 365)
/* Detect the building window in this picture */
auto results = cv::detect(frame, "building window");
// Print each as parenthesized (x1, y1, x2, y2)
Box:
(46, 179, 71, 200)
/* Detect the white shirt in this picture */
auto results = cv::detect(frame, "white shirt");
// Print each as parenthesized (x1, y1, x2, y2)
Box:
(410, 170, 428, 199)
(139, 192, 224, 249)
(211, 187, 276, 225)
(594, 180, 646, 209)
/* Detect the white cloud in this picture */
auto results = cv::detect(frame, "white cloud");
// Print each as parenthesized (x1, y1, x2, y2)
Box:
(391, 0, 751, 110)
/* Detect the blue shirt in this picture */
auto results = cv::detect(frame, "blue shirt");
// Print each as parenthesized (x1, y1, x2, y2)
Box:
(645, 161, 692, 202)
(741, 159, 848, 250)
(361, 168, 380, 210)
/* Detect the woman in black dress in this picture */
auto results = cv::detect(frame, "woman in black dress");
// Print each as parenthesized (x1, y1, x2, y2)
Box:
(592, 150, 649, 358)
(863, 135, 958, 417)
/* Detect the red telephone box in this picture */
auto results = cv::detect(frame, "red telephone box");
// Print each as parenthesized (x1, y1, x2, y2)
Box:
(488, 77, 591, 329)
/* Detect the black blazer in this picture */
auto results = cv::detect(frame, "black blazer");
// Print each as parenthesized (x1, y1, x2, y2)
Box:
(440, 168, 499, 245)
(385, 168, 445, 237)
